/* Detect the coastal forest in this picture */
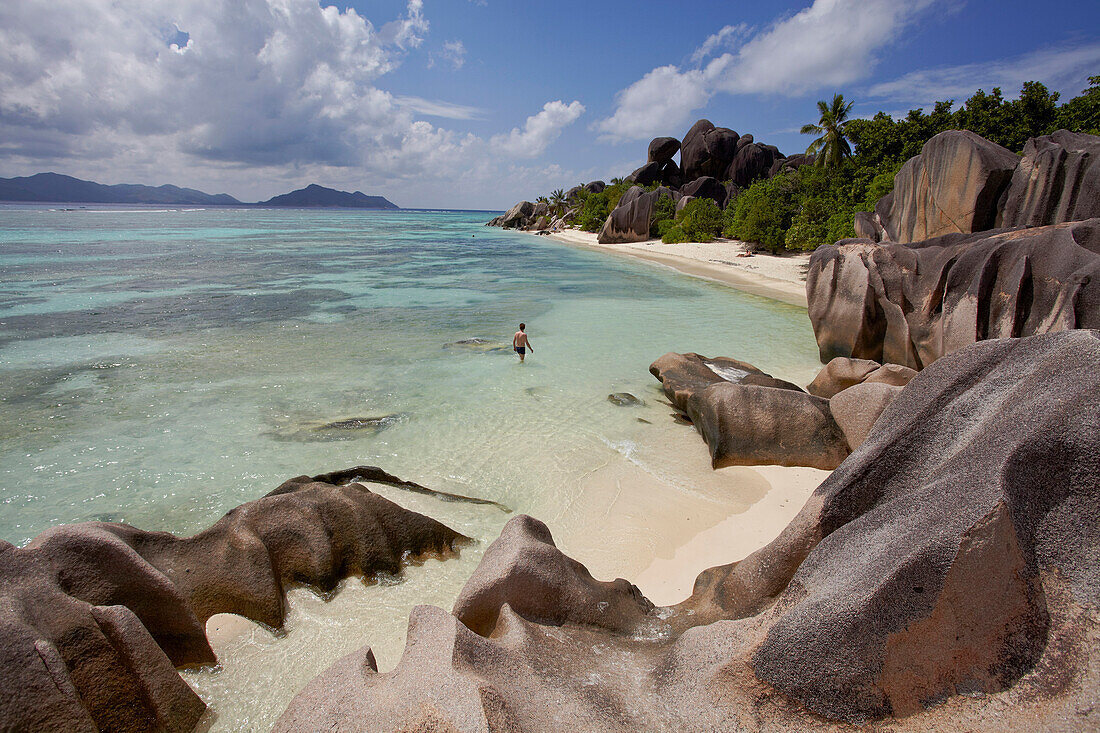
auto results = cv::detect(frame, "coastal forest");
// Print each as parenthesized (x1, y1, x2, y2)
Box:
(566, 77, 1100, 252)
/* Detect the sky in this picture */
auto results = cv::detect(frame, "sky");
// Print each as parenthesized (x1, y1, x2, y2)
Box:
(0, 0, 1097, 209)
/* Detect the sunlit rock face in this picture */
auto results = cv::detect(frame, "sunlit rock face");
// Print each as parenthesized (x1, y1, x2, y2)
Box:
(0, 470, 468, 732)
(650, 351, 849, 470)
(277, 330, 1100, 732)
(807, 218, 1100, 369)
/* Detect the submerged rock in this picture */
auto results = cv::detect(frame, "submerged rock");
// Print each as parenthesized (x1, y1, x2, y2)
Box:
(607, 392, 644, 407)
(278, 331, 1100, 731)
(0, 471, 469, 732)
(268, 413, 407, 442)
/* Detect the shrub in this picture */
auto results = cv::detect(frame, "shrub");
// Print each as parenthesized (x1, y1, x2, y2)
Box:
(576, 191, 610, 232)
(676, 197, 724, 242)
(724, 174, 798, 253)
(649, 193, 677, 237)
(660, 224, 691, 243)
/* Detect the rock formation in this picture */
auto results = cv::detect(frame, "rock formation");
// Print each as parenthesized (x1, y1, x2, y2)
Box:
(806, 357, 916, 398)
(679, 175, 727, 208)
(647, 136, 680, 164)
(807, 218, 1100, 368)
(277, 331, 1100, 732)
(0, 470, 469, 732)
(500, 200, 535, 229)
(727, 139, 782, 188)
(681, 119, 740, 181)
(999, 129, 1100, 228)
(597, 186, 676, 244)
(488, 118, 800, 238)
(650, 352, 850, 470)
(872, 130, 1020, 244)
(855, 129, 1100, 246)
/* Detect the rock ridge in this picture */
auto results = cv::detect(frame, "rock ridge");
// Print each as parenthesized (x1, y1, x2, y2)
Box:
(0, 469, 469, 731)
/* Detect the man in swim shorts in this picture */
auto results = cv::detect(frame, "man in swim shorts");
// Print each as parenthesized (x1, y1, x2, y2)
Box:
(513, 323, 533, 362)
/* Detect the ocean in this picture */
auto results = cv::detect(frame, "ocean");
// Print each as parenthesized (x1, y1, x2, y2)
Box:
(0, 204, 822, 728)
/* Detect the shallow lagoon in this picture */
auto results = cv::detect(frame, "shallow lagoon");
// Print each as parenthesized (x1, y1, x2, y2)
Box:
(0, 205, 822, 728)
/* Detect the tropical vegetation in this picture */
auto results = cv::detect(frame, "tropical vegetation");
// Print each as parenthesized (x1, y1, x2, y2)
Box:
(801, 93, 854, 168)
(724, 77, 1100, 252)
(559, 77, 1099, 251)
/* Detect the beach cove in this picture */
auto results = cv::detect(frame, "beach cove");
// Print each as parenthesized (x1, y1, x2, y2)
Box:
(0, 204, 827, 729)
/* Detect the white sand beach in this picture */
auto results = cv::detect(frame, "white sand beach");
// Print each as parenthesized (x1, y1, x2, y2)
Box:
(545, 228, 812, 308)
(530, 227, 828, 606)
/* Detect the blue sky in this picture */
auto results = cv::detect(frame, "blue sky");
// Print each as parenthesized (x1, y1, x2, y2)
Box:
(0, 0, 1097, 208)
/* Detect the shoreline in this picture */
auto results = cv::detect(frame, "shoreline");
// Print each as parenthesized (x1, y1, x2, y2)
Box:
(540, 228, 811, 308)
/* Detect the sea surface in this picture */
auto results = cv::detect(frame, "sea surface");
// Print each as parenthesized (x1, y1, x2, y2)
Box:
(0, 204, 823, 729)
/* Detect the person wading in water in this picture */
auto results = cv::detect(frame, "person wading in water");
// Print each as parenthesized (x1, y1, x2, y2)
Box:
(513, 323, 534, 362)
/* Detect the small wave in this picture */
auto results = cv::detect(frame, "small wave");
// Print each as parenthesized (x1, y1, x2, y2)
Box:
(87, 209, 175, 214)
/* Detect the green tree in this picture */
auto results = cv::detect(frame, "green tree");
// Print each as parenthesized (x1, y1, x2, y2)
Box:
(1056, 76, 1100, 134)
(550, 188, 566, 216)
(801, 93, 855, 168)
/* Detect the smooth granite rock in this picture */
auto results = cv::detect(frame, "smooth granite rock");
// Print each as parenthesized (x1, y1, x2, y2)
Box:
(876, 130, 1019, 243)
(0, 471, 468, 732)
(828, 381, 903, 450)
(727, 141, 781, 188)
(681, 119, 739, 181)
(807, 219, 1100, 368)
(647, 136, 680, 163)
(278, 332, 1100, 731)
(597, 186, 676, 244)
(807, 357, 917, 398)
(628, 161, 662, 186)
(501, 200, 535, 229)
(650, 352, 847, 469)
(679, 175, 726, 208)
(1000, 130, 1100, 228)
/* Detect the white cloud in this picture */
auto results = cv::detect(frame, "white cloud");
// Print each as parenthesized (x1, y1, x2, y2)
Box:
(865, 43, 1100, 107)
(0, 0, 587, 207)
(491, 100, 585, 157)
(595, 66, 710, 143)
(596, 0, 940, 141)
(394, 95, 484, 120)
(690, 24, 748, 65)
(429, 39, 467, 70)
(707, 0, 936, 96)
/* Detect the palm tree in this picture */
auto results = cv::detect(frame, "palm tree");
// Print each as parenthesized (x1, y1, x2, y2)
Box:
(550, 188, 566, 216)
(801, 94, 854, 168)
(610, 177, 627, 186)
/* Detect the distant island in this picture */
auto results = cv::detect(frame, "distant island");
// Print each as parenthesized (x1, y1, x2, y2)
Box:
(258, 183, 398, 209)
(0, 172, 398, 209)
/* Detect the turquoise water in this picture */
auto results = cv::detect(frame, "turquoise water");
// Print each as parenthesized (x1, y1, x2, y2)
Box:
(0, 205, 822, 728)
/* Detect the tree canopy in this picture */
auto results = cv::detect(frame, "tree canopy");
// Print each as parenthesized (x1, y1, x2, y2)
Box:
(801, 93, 854, 168)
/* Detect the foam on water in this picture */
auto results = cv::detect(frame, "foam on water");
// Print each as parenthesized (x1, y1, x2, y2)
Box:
(0, 206, 824, 729)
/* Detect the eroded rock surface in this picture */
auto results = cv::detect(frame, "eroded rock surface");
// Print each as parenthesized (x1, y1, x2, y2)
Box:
(681, 119, 740, 181)
(874, 130, 1019, 243)
(0, 471, 468, 732)
(278, 331, 1100, 732)
(807, 218, 1100, 368)
(807, 357, 916, 398)
(650, 352, 848, 469)
(1000, 130, 1100, 228)
(597, 186, 676, 244)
